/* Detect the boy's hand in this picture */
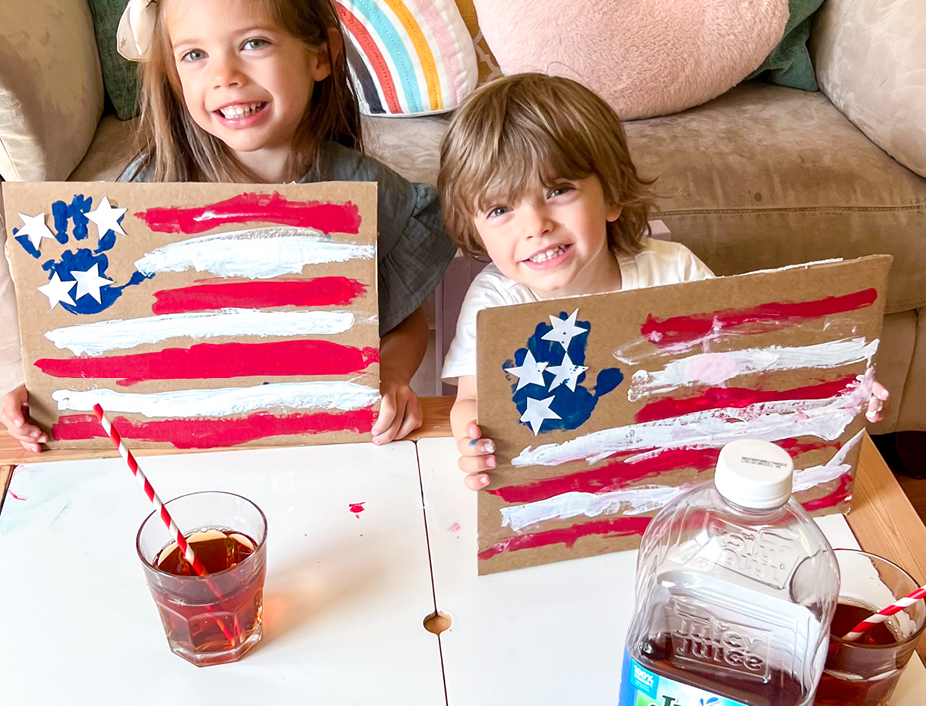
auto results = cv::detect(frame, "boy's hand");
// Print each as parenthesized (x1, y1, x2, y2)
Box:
(372, 381, 423, 444)
(457, 420, 496, 490)
(866, 381, 890, 424)
(0, 385, 46, 453)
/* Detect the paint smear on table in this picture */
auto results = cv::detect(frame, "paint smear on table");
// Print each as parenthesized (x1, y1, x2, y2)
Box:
(349, 502, 366, 518)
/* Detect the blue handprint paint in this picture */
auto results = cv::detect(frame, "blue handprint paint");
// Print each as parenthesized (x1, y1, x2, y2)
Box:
(41, 249, 150, 315)
(52, 195, 91, 243)
(502, 312, 623, 433)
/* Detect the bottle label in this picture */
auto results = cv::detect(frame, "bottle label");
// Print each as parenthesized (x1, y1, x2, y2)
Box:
(618, 651, 748, 706)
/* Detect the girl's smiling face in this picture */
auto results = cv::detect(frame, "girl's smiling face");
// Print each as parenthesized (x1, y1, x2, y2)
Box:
(165, 0, 332, 180)
(473, 175, 624, 298)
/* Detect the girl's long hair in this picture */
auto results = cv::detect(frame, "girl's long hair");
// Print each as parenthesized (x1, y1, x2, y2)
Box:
(132, 0, 362, 182)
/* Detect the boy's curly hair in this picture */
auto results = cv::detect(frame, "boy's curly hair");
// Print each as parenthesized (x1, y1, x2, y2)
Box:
(438, 73, 655, 259)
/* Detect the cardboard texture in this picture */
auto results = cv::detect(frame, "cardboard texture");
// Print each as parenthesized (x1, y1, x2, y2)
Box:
(475, 255, 891, 575)
(4, 182, 379, 450)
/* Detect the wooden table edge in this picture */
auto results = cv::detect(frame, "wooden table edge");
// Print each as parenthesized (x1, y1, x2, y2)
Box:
(2, 396, 923, 660)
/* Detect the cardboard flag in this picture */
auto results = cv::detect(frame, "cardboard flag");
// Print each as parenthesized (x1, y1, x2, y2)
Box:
(475, 255, 891, 575)
(4, 182, 379, 450)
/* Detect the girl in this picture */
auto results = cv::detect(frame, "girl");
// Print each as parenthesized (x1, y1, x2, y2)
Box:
(0, 0, 455, 451)
(437, 74, 889, 490)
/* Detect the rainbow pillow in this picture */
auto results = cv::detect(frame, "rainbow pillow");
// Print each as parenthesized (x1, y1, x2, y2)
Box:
(335, 0, 478, 116)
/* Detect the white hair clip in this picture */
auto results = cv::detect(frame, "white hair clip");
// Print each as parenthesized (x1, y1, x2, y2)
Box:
(116, 0, 159, 61)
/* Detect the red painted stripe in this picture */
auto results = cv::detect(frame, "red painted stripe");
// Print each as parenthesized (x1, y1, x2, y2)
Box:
(641, 289, 878, 347)
(799, 473, 853, 512)
(52, 408, 376, 449)
(337, 5, 402, 113)
(492, 438, 835, 505)
(151, 277, 368, 314)
(135, 193, 361, 235)
(478, 516, 652, 562)
(634, 376, 859, 423)
(36, 340, 380, 387)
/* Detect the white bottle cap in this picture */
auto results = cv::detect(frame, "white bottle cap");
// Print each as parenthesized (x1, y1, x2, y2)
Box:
(714, 440, 794, 510)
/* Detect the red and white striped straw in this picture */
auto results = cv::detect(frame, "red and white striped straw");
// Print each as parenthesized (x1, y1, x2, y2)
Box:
(843, 584, 926, 641)
(92, 404, 207, 577)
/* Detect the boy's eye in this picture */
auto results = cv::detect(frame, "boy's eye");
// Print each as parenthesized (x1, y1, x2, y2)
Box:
(548, 185, 574, 199)
(181, 49, 207, 63)
(242, 38, 270, 51)
(486, 206, 510, 219)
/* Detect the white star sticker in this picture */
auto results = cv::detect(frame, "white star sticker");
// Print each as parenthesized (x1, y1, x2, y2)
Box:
(17, 212, 56, 250)
(504, 350, 548, 391)
(542, 308, 589, 350)
(546, 352, 589, 392)
(37, 272, 77, 309)
(86, 196, 127, 239)
(520, 395, 561, 435)
(71, 264, 114, 303)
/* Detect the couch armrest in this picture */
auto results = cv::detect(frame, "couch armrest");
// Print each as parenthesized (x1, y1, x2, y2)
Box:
(809, 0, 926, 177)
(0, 0, 105, 181)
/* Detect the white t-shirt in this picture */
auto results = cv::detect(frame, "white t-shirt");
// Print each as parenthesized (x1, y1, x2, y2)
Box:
(441, 239, 714, 383)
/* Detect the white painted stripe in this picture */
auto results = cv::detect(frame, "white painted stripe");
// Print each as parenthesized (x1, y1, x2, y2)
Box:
(134, 227, 375, 279)
(45, 308, 356, 356)
(53, 381, 380, 418)
(512, 371, 873, 467)
(502, 430, 864, 532)
(627, 338, 879, 401)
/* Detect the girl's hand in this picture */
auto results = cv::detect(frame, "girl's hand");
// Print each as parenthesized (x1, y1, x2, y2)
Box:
(457, 420, 496, 491)
(0, 385, 46, 453)
(372, 381, 423, 444)
(866, 381, 890, 423)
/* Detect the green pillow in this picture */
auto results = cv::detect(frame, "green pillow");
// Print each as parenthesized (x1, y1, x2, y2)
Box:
(749, 0, 825, 92)
(87, 0, 140, 120)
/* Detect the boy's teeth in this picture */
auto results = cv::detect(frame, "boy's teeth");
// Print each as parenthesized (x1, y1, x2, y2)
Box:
(219, 103, 262, 118)
(529, 245, 566, 263)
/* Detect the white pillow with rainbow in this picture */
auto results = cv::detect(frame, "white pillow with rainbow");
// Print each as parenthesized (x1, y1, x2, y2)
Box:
(335, 0, 479, 116)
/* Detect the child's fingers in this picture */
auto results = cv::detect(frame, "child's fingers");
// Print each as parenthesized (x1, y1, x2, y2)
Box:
(464, 472, 490, 491)
(466, 421, 482, 441)
(458, 453, 495, 476)
(871, 382, 890, 401)
(374, 399, 422, 444)
(458, 434, 494, 457)
(866, 381, 889, 423)
(371, 394, 397, 437)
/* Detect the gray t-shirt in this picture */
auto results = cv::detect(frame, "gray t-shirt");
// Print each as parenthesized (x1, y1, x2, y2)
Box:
(120, 142, 454, 336)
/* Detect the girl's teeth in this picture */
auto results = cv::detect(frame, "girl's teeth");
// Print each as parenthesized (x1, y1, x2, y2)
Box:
(529, 245, 566, 263)
(220, 103, 262, 118)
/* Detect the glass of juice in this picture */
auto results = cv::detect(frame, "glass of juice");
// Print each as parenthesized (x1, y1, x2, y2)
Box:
(814, 549, 925, 706)
(136, 491, 268, 667)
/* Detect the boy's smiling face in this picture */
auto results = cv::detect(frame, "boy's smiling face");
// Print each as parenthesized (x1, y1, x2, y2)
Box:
(473, 175, 623, 298)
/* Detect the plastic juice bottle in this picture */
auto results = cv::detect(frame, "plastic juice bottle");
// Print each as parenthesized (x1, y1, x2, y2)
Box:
(618, 439, 840, 706)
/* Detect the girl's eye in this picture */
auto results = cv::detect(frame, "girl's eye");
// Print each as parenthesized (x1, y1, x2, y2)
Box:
(242, 38, 270, 51)
(181, 49, 207, 63)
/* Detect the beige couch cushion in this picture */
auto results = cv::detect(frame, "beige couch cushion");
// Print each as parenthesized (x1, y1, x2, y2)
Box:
(625, 82, 926, 314)
(0, 0, 104, 181)
(810, 0, 926, 178)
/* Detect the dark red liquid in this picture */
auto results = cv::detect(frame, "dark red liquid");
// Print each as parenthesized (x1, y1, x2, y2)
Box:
(151, 529, 264, 659)
(814, 602, 904, 706)
(639, 635, 806, 706)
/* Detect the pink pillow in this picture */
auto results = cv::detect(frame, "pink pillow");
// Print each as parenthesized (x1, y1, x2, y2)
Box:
(473, 0, 788, 119)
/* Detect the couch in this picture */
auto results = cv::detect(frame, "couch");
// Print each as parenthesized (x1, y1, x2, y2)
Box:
(1, 0, 924, 434)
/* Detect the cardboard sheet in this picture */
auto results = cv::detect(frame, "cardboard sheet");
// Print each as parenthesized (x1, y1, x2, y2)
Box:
(475, 255, 891, 574)
(4, 182, 379, 450)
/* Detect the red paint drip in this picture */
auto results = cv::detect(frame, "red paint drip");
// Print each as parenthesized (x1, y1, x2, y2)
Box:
(447, 522, 461, 533)
(52, 409, 376, 448)
(490, 438, 836, 505)
(799, 473, 853, 513)
(634, 376, 859, 423)
(9, 491, 26, 501)
(135, 193, 361, 234)
(36, 340, 379, 387)
(640, 289, 878, 347)
(151, 277, 368, 314)
(349, 502, 366, 517)
(478, 516, 652, 561)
